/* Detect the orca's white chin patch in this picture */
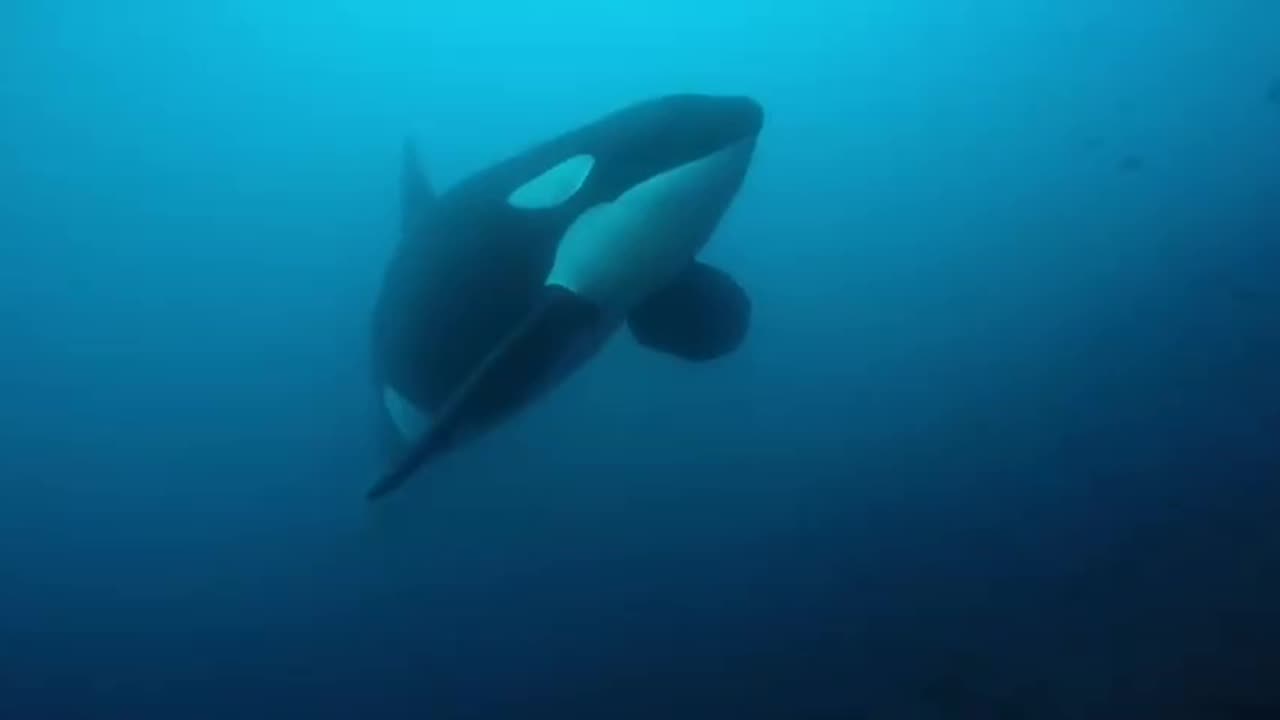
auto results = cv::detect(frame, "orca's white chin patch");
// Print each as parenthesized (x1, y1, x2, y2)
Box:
(382, 385, 428, 440)
(545, 137, 755, 311)
(507, 154, 596, 209)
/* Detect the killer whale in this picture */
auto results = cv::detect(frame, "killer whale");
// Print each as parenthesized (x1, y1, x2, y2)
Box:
(368, 93, 764, 500)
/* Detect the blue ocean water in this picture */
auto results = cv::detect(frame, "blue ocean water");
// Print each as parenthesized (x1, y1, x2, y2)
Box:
(2, 2, 1278, 717)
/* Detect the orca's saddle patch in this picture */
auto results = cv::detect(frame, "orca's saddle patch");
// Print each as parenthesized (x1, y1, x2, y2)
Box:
(628, 261, 750, 361)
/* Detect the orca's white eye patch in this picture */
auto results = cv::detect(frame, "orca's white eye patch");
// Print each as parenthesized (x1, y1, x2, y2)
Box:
(507, 154, 595, 209)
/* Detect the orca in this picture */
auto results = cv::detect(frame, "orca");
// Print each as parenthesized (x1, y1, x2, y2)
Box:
(367, 93, 764, 500)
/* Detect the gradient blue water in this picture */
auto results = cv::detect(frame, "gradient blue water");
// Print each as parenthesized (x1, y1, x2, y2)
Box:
(2, 2, 1278, 718)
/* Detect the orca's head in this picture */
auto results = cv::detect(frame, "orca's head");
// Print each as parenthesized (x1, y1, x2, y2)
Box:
(505, 93, 764, 212)
(518, 93, 764, 312)
(581, 93, 765, 202)
(606, 93, 764, 155)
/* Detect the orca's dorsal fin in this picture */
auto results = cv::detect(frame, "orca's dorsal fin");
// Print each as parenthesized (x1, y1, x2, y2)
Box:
(401, 137, 435, 240)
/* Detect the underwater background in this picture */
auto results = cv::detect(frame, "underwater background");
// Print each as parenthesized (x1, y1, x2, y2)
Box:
(2, 1, 1278, 718)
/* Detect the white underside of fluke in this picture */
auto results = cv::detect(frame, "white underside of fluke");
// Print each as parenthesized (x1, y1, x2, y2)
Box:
(544, 138, 753, 312)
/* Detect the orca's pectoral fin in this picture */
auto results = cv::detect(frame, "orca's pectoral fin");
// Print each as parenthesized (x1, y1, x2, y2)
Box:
(367, 287, 603, 501)
(627, 261, 751, 362)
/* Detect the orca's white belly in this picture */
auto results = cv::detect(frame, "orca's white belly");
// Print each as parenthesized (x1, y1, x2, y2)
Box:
(545, 137, 754, 312)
